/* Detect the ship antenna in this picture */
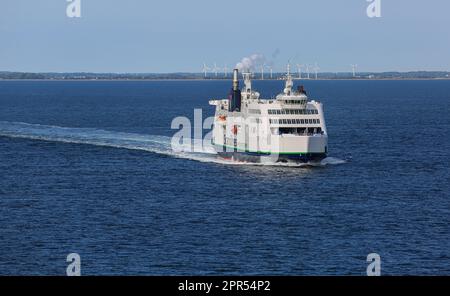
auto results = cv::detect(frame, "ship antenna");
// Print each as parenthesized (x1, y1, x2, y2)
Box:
(243, 71, 252, 94)
(284, 63, 293, 95)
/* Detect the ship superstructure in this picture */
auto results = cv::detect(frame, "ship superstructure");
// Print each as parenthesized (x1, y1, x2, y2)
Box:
(209, 66, 328, 163)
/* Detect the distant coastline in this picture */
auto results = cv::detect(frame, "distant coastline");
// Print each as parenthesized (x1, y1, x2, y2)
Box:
(0, 71, 449, 81)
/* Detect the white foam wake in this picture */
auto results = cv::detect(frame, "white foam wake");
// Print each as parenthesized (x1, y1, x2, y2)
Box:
(0, 121, 346, 167)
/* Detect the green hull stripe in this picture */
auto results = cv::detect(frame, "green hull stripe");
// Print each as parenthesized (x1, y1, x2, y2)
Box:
(212, 142, 323, 155)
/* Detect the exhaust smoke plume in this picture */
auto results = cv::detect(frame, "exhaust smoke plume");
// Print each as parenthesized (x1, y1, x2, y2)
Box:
(236, 54, 266, 71)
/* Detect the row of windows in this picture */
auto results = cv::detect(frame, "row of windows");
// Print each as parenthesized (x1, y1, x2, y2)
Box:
(268, 109, 318, 115)
(283, 100, 307, 105)
(269, 118, 321, 125)
(274, 127, 324, 136)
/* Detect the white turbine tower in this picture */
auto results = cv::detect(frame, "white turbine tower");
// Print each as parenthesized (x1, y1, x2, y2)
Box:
(260, 63, 266, 80)
(351, 64, 358, 78)
(296, 64, 304, 79)
(306, 65, 311, 79)
(266, 65, 273, 79)
(223, 64, 229, 78)
(212, 62, 220, 78)
(202, 63, 210, 78)
(313, 63, 320, 80)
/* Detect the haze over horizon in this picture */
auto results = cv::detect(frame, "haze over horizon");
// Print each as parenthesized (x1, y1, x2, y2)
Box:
(1, 0, 449, 73)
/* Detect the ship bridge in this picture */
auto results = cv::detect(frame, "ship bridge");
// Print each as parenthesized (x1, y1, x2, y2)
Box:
(274, 65, 309, 109)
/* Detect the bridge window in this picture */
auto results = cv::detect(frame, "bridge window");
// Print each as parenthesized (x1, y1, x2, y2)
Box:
(267, 109, 319, 115)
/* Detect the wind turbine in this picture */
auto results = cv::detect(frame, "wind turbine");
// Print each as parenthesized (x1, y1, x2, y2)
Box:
(266, 65, 273, 79)
(223, 64, 229, 78)
(212, 62, 220, 78)
(313, 63, 320, 80)
(296, 64, 304, 79)
(202, 63, 210, 78)
(260, 63, 266, 80)
(351, 64, 358, 78)
(306, 65, 311, 79)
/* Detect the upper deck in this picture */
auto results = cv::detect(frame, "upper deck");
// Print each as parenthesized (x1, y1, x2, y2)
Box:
(209, 66, 327, 136)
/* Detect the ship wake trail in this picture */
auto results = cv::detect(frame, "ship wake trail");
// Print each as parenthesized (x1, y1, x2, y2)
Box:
(0, 121, 345, 167)
(0, 121, 208, 162)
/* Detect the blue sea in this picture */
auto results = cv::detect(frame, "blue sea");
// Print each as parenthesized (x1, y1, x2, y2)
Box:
(0, 80, 449, 275)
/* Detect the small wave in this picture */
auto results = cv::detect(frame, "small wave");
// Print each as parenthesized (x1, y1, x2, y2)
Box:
(320, 157, 348, 166)
(0, 121, 346, 167)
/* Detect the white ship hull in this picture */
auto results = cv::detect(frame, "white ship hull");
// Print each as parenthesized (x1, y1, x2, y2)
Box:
(212, 133, 327, 163)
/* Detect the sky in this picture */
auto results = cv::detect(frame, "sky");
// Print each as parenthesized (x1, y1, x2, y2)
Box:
(1, 0, 449, 73)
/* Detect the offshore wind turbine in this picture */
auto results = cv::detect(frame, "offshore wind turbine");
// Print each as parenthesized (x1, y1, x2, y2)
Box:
(223, 64, 229, 78)
(313, 63, 320, 80)
(351, 64, 358, 78)
(212, 62, 220, 78)
(266, 65, 273, 79)
(260, 63, 266, 80)
(296, 64, 304, 79)
(202, 63, 210, 78)
(306, 65, 311, 79)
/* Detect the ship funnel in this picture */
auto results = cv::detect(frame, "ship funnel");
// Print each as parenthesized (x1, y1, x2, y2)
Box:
(233, 69, 239, 91)
(229, 69, 242, 112)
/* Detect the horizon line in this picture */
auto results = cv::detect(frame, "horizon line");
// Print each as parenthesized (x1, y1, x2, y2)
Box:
(1, 70, 450, 75)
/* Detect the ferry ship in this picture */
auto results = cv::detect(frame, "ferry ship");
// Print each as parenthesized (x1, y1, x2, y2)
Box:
(209, 66, 328, 163)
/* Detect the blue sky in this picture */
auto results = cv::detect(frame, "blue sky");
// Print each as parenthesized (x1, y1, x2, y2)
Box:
(1, 0, 449, 73)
